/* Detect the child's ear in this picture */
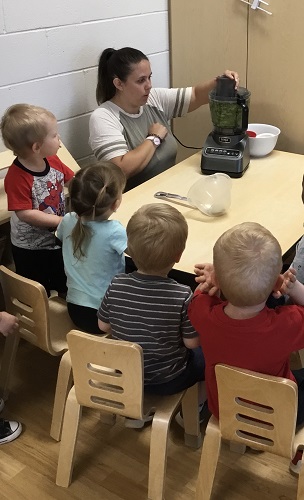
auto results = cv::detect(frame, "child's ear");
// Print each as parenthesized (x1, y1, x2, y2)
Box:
(112, 198, 122, 213)
(175, 253, 183, 263)
(32, 142, 41, 153)
(273, 274, 284, 292)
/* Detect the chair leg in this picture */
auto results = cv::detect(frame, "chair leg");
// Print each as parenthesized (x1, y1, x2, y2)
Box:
(148, 410, 173, 500)
(196, 416, 221, 500)
(0, 331, 20, 400)
(230, 441, 246, 454)
(50, 351, 73, 441)
(182, 383, 202, 448)
(56, 387, 82, 487)
(297, 349, 304, 368)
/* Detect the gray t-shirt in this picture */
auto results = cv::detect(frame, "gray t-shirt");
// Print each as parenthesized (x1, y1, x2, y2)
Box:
(89, 87, 192, 190)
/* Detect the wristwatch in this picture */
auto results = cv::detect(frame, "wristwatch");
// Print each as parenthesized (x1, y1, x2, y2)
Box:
(146, 134, 162, 147)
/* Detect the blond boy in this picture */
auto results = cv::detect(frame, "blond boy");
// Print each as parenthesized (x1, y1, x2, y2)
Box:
(98, 203, 206, 427)
(188, 222, 304, 475)
(1, 104, 74, 296)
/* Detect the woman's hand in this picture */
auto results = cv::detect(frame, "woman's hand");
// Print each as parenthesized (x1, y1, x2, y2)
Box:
(148, 123, 168, 142)
(223, 70, 240, 88)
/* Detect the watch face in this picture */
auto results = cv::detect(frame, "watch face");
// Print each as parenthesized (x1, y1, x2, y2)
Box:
(153, 136, 161, 146)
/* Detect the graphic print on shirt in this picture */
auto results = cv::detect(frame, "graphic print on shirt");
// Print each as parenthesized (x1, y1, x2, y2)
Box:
(38, 177, 65, 215)
(10, 167, 66, 250)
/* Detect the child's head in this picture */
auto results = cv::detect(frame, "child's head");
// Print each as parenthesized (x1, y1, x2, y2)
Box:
(213, 222, 282, 306)
(1, 103, 58, 157)
(126, 203, 188, 274)
(70, 161, 126, 258)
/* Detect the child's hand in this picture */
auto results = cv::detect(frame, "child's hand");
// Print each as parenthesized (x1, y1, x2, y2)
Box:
(194, 263, 219, 296)
(272, 268, 297, 298)
(0, 311, 19, 337)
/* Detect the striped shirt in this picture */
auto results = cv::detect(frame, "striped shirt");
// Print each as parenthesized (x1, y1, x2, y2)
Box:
(98, 272, 199, 384)
(89, 87, 192, 190)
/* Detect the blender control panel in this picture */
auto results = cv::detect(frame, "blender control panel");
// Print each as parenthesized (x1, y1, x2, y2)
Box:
(205, 147, 240, 158)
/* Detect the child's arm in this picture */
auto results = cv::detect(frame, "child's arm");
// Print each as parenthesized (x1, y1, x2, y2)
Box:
(16, 209, 62, 228)
(274, 268, 304, 305)
(98, 319, 112, 335)
(285, 270, 304, 305)
(183, 336, 200, 349)
(181, 292, 201, 349)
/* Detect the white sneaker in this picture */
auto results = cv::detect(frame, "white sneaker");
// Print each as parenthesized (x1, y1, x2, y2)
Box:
(124, 414, 154, 429)
(0, 419, 22, 444)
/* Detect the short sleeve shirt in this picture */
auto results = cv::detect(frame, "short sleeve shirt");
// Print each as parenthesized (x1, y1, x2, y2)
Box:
(5, 155, 74, 250)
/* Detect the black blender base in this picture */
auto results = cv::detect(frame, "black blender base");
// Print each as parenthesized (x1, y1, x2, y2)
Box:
(201, 161, 249, 178)
(201, 133, 250, 178)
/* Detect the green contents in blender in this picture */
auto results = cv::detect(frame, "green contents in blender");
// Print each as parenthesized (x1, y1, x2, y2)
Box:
(209, 100, 243, 129)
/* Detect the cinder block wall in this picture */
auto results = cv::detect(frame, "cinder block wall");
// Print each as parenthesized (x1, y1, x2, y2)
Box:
(0, 0, 169, 166)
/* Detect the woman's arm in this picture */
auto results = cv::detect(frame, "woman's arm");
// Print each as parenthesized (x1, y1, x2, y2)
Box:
(111, 122, 168, 178)
(188, 70, 240, 112)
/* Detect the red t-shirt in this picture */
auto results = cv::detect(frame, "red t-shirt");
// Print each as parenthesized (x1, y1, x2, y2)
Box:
(4, 155, 74, 250)
(188, 291, 304, 419)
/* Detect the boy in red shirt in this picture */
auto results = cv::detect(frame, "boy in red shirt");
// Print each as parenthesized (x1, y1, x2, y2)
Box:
(188, 222, 304, 476)
(1, 104, 74, 296)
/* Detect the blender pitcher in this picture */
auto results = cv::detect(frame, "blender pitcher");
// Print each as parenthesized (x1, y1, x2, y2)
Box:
(209, 76, 251, 135)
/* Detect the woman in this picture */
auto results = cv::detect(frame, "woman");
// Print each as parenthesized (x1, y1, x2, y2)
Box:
(89, 47, 239, 191)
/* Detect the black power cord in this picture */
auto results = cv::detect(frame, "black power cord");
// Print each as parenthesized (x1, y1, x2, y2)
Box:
(172, 133, 202, 150)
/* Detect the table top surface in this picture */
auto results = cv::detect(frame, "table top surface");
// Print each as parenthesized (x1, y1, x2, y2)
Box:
(0, 147, 303, 275)
(0, 145, 80, 225)
(114, 151, 304, 274)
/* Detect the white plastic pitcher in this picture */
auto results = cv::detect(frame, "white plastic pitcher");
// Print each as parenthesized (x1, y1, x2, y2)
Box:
(154, 173, 232, 216)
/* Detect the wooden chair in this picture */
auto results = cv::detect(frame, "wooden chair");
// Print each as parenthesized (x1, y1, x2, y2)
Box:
(56, 330, 203, 499)
(0, 265, 75, 415)
(196, 364, 304, 499)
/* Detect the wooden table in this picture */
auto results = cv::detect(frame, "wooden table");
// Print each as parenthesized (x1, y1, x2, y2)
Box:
(115, 151, 304, 275)
(0, 145, 80, 225)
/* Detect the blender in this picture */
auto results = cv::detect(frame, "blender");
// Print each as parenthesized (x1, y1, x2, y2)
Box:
(201, 76, 251, 178)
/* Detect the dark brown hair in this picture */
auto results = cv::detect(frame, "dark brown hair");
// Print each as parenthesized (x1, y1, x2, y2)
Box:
(96, 47, 148, 104)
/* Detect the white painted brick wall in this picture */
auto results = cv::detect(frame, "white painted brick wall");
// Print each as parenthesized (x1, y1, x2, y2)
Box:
(0, 0, 169, 166)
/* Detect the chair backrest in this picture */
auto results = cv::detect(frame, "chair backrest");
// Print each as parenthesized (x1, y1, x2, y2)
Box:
(67, 330, 145, 420)
(215, 364, 298, 459)
(0, 265, 54, 353)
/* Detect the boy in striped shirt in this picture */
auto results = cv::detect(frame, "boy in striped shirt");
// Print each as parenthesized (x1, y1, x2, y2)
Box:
(98, 203, 207, 428)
